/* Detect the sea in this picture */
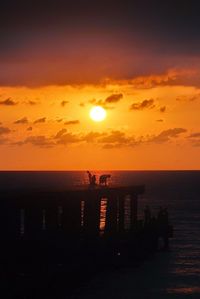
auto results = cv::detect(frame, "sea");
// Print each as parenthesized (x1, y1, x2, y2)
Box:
(1, 170, 200, 299)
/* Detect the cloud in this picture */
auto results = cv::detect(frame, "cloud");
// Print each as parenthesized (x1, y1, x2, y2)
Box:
(148, 128, 187, 143)
(89, 99, 98, 105)
(105, 93, 123, 103)
(54, 130, 123, 146)
(0, 126, 11, 145)
(0, 138, 8, 145)
(188, 95, 200, 101)
(88, 93, 123, 109)
(99, 131, 141, 149)
(34, 117, 46, 124)
(54, 128, 67, 139)
(11, 125, 189, 150)
(53, 129, 85, 146)
(61, 100, 69, 107)
(95, 128, 187, 148)
(0, 126, 11, 135)
(0, 98, 17, 106)
(96, 130, 141, 149)
(192, 142, 200, 147)
(131, 69, 182, 88)
(176, 94, 200, 102)
(84, 131, 107, 142)
(23, 136, 55, 148)
(102, 143, 121, 149)
(130, 99, 155, 110)
(67, 129, 133, 148)
(160, 106, 166, 113)
(56, 131, 81, 145)
(26, 100, 38, 105)
(64, 120, 80, 125)
(14, 117, 28, 124)
(187, 132, 200, 147)
(88, 99, 114, 110)
(1, 0, 200, 88)
(107, 68, 199, 89)
(188, 132, 200, 138)
(12, 141, 25, 146)
(176, 96, 187, 102)
(98, 130, 129, 144)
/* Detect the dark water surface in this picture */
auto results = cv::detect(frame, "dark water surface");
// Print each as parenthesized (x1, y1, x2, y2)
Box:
(1, 171, 200, 298)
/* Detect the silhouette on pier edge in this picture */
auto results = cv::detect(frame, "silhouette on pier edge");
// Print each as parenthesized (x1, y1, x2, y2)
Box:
(87, 171, 111, 187)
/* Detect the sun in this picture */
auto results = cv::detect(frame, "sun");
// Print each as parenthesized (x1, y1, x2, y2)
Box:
(90, 106, 107, 122)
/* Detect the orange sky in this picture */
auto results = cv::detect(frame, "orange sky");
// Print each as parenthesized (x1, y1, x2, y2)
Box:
(1, 68, 200, 170)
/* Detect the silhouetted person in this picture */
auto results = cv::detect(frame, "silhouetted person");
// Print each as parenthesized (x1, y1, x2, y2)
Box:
(99, 174, 111, 186)
(91, 175, 96, 186)
(87, 171, 96, 187)
(87, 171, 92, 184)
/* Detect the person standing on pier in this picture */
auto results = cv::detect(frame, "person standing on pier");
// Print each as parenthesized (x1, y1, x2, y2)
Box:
(87, 171, 97, 187)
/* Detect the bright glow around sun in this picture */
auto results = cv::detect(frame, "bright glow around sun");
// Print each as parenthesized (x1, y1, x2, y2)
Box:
(90, 106, 107, 122)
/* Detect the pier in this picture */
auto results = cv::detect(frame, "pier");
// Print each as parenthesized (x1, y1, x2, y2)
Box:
(0, 185, 172, 298)
(1, 185, 144, 240)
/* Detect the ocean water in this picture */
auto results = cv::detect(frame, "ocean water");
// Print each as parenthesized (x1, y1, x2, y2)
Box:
(1, 171, 200, 298)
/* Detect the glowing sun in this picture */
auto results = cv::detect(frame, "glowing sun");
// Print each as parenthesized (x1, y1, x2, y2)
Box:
(90, 106, 107, 122)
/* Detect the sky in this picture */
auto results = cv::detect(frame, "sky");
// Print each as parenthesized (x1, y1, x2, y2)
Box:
(0, 0, 200, 170)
